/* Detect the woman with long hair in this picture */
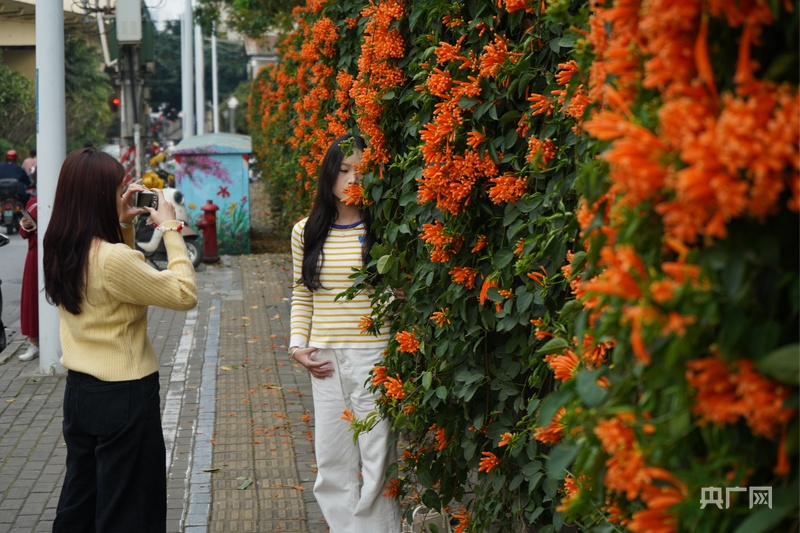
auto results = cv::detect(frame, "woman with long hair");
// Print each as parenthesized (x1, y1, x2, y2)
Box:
(44, 148, 197, 532)
(17, 197, 38, 361)
(289, 134, 401, 532)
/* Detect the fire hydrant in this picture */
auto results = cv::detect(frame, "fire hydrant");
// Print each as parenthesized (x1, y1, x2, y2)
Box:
(196, 200, 220, 263)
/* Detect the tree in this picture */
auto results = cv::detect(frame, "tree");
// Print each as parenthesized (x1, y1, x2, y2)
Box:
(0, 50, 35, 148)
(64, 36, 113, 151)
(149, 20, 249, 123)
(0, 35, 113, 153)
(149, 21, 182, 112)
(194, 0, 301, 38)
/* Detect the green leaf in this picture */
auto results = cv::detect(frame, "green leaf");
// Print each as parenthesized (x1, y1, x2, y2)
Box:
(546, 443, 578, 479)
(575, 369, 606, 407)
(755, 344, 800, 384)
(538, 384, 573, 426)
(517, 288, 534, 313)
(421, 489, 441, 511)
(377, 255, 393, 274)
(733, 482, 799, 533)
(494, 249, 515, 269)
(475, 100, 494, 120)
(723, 255, 746, 299)
(417, 461, 434, 488)
(422, 371, 433, 390)
(535, 337, 570, 355)
(557, 34, 577, 48)
(558, 299, 583, 321)
(435, 386, 448, 400)
(569, 251, 587, 274)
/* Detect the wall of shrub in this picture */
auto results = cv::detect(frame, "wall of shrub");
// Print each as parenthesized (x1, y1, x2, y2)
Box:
(250, 0, 799, 531)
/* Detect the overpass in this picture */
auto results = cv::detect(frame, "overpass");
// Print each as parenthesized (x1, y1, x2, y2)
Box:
(0, 0, 101, 80)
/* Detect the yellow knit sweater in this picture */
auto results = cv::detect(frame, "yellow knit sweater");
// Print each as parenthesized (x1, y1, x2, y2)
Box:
(58, 223, 198, 381)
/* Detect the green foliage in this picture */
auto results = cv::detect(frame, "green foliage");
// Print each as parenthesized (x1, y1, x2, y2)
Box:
(249, 0, 799, 531)
(149, 20, 248, 117)
(195, 0, 301, 36)
(0, 35, 114, 152)
(0, 50, 35, 148)
(65, 37, 114, 151)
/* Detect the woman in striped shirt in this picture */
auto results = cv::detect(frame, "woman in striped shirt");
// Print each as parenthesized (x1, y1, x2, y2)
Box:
(289, 134, 401, 532)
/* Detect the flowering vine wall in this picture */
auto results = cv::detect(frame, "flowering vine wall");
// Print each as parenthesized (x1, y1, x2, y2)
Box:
(250, 0, 799, 531)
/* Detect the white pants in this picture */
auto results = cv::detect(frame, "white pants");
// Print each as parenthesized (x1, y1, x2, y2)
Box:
(310, 347, 402, 533)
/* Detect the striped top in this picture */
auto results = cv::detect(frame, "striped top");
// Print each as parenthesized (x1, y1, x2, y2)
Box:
(290, 217, 390, 349)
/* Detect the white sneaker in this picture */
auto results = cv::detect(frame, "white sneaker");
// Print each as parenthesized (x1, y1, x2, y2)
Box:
(18, 345, 39, 362)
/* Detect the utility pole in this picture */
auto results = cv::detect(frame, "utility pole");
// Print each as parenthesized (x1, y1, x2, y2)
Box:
(194, 23, 205, 135)
(181, 0, 194, 138)
(35, 0, 66, 374)
(116, 0, 144, 182)
(211, 24, 219, 133)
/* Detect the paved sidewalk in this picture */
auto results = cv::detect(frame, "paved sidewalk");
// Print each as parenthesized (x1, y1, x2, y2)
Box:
(0, 254, 328, 533)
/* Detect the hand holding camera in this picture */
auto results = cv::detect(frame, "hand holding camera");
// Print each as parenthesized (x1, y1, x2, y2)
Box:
(133, 191, 158, 210)
(121, 184, 177, 227)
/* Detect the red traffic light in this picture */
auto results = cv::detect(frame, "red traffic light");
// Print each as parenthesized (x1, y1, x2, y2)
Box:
(110, 95, 120, 112)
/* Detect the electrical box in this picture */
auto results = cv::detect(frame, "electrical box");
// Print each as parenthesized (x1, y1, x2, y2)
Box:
(116, 0, 142, 44)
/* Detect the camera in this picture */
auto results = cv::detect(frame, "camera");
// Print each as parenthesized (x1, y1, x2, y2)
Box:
(133, 191, 158, 209)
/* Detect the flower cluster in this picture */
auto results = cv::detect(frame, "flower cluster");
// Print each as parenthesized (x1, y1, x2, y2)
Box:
(249, 0, 798, 531)
(350, 0, 406, 167)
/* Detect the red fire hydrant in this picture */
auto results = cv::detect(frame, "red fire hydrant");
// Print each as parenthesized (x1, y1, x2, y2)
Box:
(196, 200, 220, 263)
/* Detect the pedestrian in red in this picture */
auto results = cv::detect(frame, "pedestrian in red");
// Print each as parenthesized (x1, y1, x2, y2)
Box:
(18, 197, 38, 361)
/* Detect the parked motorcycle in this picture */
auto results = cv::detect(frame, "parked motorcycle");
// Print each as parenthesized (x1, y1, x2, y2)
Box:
(135, 187, 203, 270)
(0, 178, 24, 234)
(0, 232, 8, 352)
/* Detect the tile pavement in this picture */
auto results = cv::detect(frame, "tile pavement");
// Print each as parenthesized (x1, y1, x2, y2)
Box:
(0, 254, 329, 533)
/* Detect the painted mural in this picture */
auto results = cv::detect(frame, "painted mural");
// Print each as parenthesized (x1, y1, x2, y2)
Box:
(172, 134, 252, 255)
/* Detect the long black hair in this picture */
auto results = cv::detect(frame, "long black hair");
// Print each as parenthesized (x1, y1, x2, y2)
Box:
(299, 134, 377, 291)
(43, 148, 125, 314)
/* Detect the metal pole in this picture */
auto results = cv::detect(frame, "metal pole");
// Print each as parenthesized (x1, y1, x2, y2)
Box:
(211, 26, 219, 133)
(35, 0, 65, 374)
(194, 24, 205, 135)
(181, 3, 194, 138)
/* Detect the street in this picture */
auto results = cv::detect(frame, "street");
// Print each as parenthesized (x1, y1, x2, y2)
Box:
(0, 228, 24, 340)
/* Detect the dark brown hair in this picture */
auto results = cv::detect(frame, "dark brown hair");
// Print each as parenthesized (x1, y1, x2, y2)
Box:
(43, 148, 125, 314)
(299, 134, 376, 291)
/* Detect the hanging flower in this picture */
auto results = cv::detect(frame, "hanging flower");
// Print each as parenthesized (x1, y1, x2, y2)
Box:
(384, 375, 407, 400)
(371, 365, 389, 387)
(534, 407, 566, 443)
(341, 183, 373, 206)
(478, 451, 501, 473)
(544, 350, 580, 381)
(395, 330, 420, 353)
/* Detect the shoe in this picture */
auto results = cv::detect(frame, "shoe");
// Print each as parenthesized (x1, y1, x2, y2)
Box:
(18, 345, 39, 362)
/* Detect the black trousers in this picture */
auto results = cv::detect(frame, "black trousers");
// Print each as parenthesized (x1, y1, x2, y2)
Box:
(53, 370, 167, 533)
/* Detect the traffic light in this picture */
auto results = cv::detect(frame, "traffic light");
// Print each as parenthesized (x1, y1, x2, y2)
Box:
(110, 95, 121, 112)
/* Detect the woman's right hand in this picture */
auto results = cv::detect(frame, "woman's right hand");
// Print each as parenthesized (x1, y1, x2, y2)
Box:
(291, 347, 334, 379)
(145, 189, 178, 227)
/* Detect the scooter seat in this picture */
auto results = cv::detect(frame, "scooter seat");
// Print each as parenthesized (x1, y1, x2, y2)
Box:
(0, 178, 18, 197)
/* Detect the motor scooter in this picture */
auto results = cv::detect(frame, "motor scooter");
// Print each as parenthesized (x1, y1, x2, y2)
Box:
(135, 187, 204, 270)
(0, 232, 9, 352)
(0, 178, 23, 234)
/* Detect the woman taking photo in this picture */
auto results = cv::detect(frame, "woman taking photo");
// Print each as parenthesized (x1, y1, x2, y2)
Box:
(289, 134, 401, 532)
(43, 148, 197, 532)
